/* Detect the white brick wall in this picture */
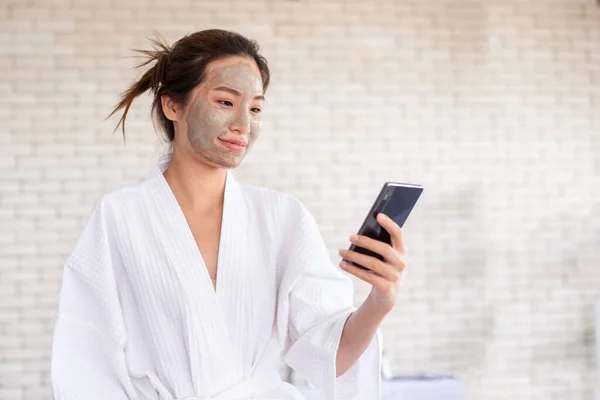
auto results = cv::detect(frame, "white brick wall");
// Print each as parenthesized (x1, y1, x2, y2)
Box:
(1, 1, 599, 399)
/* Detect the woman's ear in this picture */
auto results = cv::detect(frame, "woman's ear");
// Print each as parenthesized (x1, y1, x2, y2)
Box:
(161, 95, 181, 122)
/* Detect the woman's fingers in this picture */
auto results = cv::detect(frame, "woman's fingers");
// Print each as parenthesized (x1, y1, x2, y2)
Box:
(348, 234, 397, 262)
(339, 260, 390, 289)
(339, 249, 402, 282)
(376, 213, 405, 253)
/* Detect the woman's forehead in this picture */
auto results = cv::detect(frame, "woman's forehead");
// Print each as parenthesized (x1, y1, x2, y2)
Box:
(203, 62, 263, 95)
(205, 57, 261, 81)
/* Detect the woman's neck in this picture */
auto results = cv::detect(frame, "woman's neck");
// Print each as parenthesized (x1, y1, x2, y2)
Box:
(163, 146, 227, 214)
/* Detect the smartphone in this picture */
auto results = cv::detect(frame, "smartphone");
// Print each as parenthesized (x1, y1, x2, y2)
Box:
(346, 182, 423, 270)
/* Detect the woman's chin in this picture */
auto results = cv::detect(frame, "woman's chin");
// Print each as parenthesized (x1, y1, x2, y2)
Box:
(201, 151, 246, 170)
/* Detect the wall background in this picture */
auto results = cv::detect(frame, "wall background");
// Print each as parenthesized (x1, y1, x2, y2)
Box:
(1, 0, 600, 399)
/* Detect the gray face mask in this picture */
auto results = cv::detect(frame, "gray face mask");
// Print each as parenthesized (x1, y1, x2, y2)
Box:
(185, 61, 263, 169)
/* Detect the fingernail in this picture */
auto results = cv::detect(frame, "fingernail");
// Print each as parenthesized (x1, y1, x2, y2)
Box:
(339, 261, 348, 269)
(350, 234, 358, 242)
(339, 249, 347, 256)
(378, 213, 388, 221)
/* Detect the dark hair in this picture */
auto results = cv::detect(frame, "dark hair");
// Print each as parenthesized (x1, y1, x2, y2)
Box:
(107, 29, 270, 142)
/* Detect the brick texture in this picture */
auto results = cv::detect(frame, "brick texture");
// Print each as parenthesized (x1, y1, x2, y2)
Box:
(1, 0, 600, 399)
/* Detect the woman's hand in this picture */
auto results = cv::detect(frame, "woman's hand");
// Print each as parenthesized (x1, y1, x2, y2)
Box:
(338, 213, 406, 312)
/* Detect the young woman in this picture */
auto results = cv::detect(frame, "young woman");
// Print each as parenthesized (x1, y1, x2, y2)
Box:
(51, 29, 407, 400)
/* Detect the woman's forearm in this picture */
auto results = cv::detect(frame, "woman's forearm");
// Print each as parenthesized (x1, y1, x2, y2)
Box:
(335, 294, 391, 377)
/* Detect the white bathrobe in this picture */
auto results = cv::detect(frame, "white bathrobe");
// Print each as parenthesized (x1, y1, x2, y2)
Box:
(51, 154, 382, 400)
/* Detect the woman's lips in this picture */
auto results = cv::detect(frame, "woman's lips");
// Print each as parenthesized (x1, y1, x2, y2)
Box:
(218, 138, 247, 153)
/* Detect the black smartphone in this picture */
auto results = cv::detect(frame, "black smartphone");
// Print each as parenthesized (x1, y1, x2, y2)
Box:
(346, 182, 423, 270)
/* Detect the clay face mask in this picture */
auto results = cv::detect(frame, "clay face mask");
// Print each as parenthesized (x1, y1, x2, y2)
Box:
(185, 61, 263, 169)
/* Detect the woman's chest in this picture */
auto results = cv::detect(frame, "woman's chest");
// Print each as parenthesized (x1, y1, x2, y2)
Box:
(186, 213, 222, 290)
(118, 214, 279, 333)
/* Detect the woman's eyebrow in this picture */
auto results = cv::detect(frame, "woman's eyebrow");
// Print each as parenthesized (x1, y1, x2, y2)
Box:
(212, 85, 265, 101)
(212, 86, 240, 96)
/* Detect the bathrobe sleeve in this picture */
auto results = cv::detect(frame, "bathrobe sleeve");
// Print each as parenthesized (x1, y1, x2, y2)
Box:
(281, 203, 382, 400)
(51, 197, 137, 400)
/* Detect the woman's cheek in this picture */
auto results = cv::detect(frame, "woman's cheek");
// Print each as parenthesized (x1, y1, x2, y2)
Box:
(250, 119, 261, 139)
(209, 109, 236, 136)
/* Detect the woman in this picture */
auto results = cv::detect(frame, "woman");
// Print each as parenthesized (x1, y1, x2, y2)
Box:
(51, 29, 407, 400)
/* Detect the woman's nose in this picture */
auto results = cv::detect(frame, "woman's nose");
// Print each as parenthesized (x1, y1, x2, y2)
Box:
(231, 111, 251, 134)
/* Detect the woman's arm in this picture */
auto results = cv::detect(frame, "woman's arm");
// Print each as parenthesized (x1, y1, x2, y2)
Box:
(52, 198, 136, 399)
(335, 212, 407, 377)
(335, 294, 391, 377)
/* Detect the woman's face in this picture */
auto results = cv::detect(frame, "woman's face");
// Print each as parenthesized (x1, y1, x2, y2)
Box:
(178, 56, 264, 169)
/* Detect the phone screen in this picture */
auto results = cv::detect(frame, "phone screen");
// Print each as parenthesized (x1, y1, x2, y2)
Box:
(348, 183, 423, 269)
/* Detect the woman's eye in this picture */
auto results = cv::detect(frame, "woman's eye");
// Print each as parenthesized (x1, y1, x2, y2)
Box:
(250, 107, 262, 113)
(218, 100, 233, 106)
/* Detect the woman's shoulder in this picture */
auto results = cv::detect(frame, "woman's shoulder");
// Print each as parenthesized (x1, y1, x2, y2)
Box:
(89, 178, 151, 218)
